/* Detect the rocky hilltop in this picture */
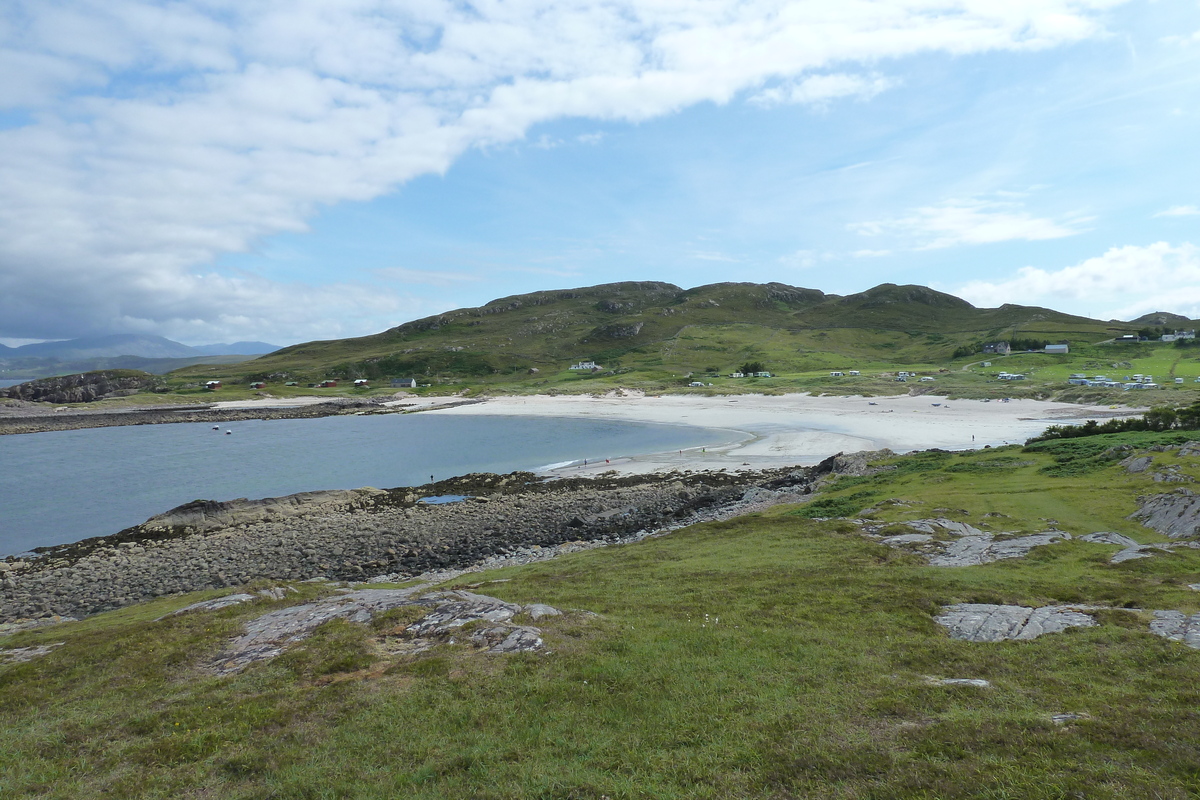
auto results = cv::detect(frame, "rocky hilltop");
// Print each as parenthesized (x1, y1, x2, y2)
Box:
(1, 369, 163, 404)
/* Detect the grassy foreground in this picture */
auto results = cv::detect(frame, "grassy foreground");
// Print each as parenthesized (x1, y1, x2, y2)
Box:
(4, 438, 1200, 798)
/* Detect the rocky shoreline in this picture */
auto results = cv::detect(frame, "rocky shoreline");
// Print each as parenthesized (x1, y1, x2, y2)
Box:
(0, 397, 485, 436)
(0, 454, 875, 624)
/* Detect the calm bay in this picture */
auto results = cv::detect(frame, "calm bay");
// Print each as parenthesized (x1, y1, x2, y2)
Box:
(0, 413, 737, 555)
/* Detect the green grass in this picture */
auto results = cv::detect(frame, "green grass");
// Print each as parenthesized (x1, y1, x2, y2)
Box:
(5, 438, 1200, 797)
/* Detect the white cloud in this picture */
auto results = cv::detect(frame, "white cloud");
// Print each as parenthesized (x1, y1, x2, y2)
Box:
(852, 249, 892, 258)
(1156, 205, 1200, 217)
(955, 242, 1200, 319)
(690, 250, 740, 262)
(750, 73, 896, 108)
(851, 197, 1088, 249)
(0, 0, 1130, 340)
(779, 249, 828, 269)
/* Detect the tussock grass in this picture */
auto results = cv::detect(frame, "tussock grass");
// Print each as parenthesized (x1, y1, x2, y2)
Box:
(5, 440, 1200, 797)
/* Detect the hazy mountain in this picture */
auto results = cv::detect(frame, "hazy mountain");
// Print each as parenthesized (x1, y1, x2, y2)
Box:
(12, 334, 198, 360)
(190, 341, 281, 356)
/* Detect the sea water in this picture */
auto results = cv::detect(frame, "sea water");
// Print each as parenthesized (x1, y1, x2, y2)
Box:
(0, 413, 738, 555)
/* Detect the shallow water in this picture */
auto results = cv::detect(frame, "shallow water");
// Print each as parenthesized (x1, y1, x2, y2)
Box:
(0, 413, 737, 555)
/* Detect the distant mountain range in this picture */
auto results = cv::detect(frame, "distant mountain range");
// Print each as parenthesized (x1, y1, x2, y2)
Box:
(0, 335, 282, 382)
(0, 335, 280, 360)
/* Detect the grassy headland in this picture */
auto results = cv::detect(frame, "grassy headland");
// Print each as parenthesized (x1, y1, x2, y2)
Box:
(5, 435, 1200, 797)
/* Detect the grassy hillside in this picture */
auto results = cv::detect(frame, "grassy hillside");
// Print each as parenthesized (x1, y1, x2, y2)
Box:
(5, 435, 1200, 797)
(163, 281, 1161, 398)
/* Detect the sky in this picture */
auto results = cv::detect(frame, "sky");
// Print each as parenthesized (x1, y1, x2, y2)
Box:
(1, 1, 1199, 347)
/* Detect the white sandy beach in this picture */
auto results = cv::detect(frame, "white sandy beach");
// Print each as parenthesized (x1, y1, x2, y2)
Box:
(407, 392, 1141, 478)
(209, 391, 1140, 478)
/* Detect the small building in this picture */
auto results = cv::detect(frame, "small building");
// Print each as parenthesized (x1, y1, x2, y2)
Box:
(848, 370, 860, 376)
(1045, 344, 1069, 355)
(729, 372, 744, 378)
(248, 381, 266, 389)
(830, 371, 844, 377)
(391, 378, 418, 389)
(285, 381, 298, 386)
(353, 379, 369, 387)
(753, 371, 772, 378)
(318, 380, 337, 388)
(1162, 331, 1196, 342)
(204, 380, 221, 390)
(981, 361, 992, 367)
(982, 342, 1011, 355)
(1116, 334, 1138, 341)
(569, 361, 600, 371)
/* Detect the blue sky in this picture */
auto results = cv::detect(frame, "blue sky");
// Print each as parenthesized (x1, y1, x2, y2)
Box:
(1, 0, 1199, 346)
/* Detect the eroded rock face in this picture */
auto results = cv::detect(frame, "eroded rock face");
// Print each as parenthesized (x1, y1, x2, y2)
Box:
(935, 604, 1097, 642)
(207, 588, 561, 674)
(1129, 489, 1200, 539)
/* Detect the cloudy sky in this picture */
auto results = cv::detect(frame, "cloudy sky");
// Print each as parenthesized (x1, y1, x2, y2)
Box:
(2, 0, 1199, 347)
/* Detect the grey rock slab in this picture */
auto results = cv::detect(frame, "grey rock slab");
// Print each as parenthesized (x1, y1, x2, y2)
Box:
(469, 625, 544, 653)
(1080, 532, 1141, 548)
(526, 603, 562, 621)
(0, 642, 65, 665)
(1129, 489, 1200, 538)
(927, 532, 1070, 567)
(209, 587, 553, 674)
(163, 593, 256, 619)
(905, 518, 984, 537)
(406, 590, 522, 635)
(1149, 610, 1200, 649)
(1122, 455, 1154, 473)
(936, 603, 1097, 642)
(882, 533, 934, 545)
(211, 587, 430, 673)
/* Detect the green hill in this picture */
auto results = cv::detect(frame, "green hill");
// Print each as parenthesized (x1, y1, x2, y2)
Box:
(169, 281, 1141, 398)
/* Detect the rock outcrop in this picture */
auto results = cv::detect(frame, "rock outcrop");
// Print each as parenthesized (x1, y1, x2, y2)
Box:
(208, 588, 560, 674)
(935, 604, 1098, 642)
(1129, 489, 1200, 539)
(0, 371, 162, 404)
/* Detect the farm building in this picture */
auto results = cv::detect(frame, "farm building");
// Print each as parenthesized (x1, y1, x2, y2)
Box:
(1045, 344, 1070, 354)
(391, 378, 418, 388)
(204, 380, 221, 390)
(318, 380, 337, 388)
(569, 361, 601, 371)
(248, 381, 266, 389)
